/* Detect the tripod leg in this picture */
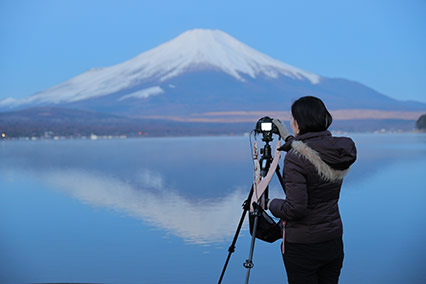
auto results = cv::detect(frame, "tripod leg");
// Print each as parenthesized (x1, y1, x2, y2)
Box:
(217, 204, 248, 284)
(243, 202, 260, 284)
(217, 186, 254, 284)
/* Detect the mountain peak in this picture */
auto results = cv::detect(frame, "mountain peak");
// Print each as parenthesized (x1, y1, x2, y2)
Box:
(130, 28, 320, 83)
(174, 28, 228, 40)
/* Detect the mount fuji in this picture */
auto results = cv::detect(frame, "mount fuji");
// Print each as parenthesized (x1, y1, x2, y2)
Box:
(1, 29, 425, 127)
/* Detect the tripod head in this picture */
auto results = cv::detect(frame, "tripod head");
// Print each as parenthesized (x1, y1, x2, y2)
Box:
(254, 116, 280, 177)
(259, 141, 272, 178)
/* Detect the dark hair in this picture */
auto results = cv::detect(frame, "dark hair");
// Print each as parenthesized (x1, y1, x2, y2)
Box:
(291, 96, 332, 135)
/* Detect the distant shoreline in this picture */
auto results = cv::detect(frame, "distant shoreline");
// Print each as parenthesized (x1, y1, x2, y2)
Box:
(1, 129, 424, 143)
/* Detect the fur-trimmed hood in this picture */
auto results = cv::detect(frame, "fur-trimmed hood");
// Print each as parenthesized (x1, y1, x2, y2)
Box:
(283, 131, 357, 182)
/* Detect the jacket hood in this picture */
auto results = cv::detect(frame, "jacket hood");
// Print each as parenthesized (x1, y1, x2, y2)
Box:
(296, 131, 357, 170)
(281, 131, 357, 182)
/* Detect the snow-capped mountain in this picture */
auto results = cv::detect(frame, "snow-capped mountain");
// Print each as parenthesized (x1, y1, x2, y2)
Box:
(1, 29, 425, 119)
(1, 29, 319, 107)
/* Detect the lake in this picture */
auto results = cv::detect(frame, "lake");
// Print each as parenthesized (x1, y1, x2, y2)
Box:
(1, 133, 425, 284)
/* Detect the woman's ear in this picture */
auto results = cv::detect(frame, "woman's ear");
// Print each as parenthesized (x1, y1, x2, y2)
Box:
(291, 117, 300, 136)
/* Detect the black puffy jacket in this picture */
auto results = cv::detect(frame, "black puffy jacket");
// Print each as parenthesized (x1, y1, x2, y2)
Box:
(269, 130, 357, 243)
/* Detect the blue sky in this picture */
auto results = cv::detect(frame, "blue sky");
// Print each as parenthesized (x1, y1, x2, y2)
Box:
(1, 0, 425, 103)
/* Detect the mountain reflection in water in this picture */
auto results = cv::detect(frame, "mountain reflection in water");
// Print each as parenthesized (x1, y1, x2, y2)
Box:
(41, 169, 247, 244)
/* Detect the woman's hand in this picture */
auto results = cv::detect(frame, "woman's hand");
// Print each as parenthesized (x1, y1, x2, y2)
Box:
(273, 119, 292, 141)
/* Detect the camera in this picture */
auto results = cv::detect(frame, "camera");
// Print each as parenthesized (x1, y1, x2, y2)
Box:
(255, 116, 279, 142)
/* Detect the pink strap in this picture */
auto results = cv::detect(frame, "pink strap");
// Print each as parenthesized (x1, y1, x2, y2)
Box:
(281, 220, 286, 254)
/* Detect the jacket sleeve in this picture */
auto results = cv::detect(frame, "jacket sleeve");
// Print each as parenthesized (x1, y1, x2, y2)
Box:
(269, 151, 308, 220)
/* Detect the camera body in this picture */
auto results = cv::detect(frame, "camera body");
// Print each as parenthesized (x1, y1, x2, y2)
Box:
(255, 116, 279, 142)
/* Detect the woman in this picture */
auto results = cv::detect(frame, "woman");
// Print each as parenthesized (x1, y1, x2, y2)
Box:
(269, 96, 357, 284)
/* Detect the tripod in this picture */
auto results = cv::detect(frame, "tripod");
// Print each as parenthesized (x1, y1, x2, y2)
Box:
(218, 134, 285, 284)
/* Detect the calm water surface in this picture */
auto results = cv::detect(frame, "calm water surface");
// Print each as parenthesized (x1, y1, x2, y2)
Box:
(1, 134, 425, 284)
